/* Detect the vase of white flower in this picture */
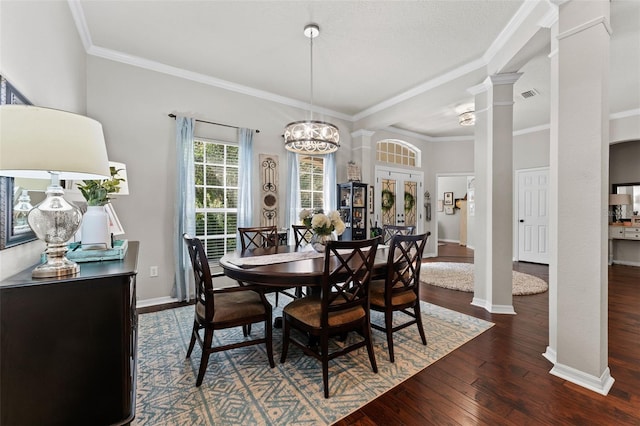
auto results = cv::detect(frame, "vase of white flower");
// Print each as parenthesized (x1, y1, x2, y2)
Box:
(306, 210, 346, 252)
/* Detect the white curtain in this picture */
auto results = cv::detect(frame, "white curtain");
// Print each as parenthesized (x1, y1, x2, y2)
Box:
(237, 128, 254, 249)
(174, 116, 195, 302)
(285, 151, 301, 246)
(323, 152, 337, 213)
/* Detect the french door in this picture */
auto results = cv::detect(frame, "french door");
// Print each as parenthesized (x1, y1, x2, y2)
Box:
(374, 168, 423, 232)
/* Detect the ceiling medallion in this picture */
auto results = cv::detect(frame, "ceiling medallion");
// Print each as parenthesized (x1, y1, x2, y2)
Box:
(284, 24, 339, 154)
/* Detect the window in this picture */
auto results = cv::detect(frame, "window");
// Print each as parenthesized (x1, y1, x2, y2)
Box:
(194, 138, 238, 264)
(376, 139, 419, 167)
(299, 155, 324, 210)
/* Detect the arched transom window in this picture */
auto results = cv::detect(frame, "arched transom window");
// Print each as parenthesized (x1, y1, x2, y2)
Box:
(376, 139, 419, 167)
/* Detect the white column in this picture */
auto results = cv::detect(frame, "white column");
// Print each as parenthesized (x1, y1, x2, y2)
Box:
(350, 129, 375, 185)
(549, 0, 614, 395)
(470, 73, 521, 315)
(351, 130, 375, 235)
(544, 7, 559, 366)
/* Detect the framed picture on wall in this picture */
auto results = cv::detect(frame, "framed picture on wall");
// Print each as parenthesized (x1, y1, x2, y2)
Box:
(444, 192, 454, 205)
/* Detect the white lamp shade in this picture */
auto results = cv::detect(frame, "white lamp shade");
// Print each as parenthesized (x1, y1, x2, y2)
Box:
(609, 194, 632, 206)
(0, 105, 110, 180)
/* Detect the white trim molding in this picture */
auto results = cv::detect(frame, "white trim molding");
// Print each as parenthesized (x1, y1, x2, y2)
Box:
(543, 346, 557, 364)
(136, 296, 179, 309)
(550, 364, 615, 396)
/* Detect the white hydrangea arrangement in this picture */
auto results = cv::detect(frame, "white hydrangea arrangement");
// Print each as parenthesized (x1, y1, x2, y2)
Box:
(299, 209, 345, 236)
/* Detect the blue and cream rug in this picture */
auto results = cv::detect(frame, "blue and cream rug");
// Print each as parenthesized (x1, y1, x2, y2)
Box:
(133, 300, 493, 425)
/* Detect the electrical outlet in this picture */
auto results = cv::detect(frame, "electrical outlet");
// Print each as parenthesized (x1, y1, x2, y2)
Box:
(150, 266, 158, 277)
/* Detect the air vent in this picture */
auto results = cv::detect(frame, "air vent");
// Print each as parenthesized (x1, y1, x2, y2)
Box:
(520, 89, 539, 99)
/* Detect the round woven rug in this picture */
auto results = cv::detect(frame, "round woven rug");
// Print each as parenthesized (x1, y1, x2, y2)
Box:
(420, 262, 548, 296)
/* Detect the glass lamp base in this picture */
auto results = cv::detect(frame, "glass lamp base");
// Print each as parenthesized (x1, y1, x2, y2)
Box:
(32, 243, 80, 278)
(32, 258, 79, 278)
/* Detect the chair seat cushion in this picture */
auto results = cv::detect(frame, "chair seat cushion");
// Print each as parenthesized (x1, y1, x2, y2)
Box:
(283, 296, 365, 328)
(369, 279, 417, 308)
(196, 290, 266, 323)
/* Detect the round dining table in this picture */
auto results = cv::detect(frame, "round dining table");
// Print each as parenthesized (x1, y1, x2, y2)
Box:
(219, 244, 389, 289)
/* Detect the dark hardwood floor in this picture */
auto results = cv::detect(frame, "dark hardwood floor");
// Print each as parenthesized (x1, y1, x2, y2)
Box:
(335, 242, 640, 425)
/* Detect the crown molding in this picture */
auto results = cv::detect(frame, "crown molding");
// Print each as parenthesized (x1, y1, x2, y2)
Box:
(353, 58, 486, 121)
(557, 16, 612, 41)
(610, 108, 640, 120)
(483, 0, 542, 63)
(67, 0, 92, 51)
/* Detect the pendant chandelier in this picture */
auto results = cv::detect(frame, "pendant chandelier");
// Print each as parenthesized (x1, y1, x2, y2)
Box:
(284, 24, 340, 154)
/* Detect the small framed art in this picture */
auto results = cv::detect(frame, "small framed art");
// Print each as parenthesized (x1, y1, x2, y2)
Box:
(444, 192, 454, 205)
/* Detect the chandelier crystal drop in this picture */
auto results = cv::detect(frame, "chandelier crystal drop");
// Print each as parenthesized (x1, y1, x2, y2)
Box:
(284, 24, 340, 154)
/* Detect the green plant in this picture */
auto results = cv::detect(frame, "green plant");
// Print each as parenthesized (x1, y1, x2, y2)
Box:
(404, 192, 415, 212)
(381, 189, 395, 212)
(77, 166, 125, 206)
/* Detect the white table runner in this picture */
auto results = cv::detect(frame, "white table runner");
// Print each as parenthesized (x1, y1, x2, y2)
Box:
(224, 244, 386, 267)
(225, 247, 323, 267)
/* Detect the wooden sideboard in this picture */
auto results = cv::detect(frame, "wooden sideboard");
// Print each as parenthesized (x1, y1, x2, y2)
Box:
(0, 241, 139, 426)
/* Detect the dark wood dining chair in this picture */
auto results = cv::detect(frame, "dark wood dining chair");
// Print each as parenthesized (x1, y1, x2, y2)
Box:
(369, 232, 430, 362)
(280, 237, 380, 398)
(238, 225, 295, 306)
(292, 224, 313, 248)
(382, 224, 416, 245)
(238, 226, 279, 251)
(183, 234, 274, 387)
(289, 224, 314, 298)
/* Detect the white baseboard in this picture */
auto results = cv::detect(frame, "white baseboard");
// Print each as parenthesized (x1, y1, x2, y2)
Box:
(471, 297, 516, 315)
(550, 364, 615, 396)
(543, 347, 557, 364)
(424, 252, 437, 258)
(137, 296, 179, 309)
(611, 259, 640, 267)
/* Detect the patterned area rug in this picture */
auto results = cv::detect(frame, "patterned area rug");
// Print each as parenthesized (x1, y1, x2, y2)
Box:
(133, 299, 493, 425)
(420, 262, 548, 295)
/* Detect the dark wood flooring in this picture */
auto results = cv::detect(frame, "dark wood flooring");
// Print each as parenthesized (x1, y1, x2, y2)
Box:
(335, 242, 640, 425)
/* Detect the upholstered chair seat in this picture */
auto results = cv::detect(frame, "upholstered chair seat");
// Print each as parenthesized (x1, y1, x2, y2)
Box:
(283, 296, 365, 329)
(369, 280, 417, 308)
(195, 291, 267, 324)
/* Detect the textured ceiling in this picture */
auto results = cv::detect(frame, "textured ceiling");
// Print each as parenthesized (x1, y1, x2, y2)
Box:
(76, 0, 639, 139)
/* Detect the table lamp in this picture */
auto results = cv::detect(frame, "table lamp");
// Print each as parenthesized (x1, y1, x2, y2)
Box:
(0, 105, 110, 278)
(609, 193, 632, 223)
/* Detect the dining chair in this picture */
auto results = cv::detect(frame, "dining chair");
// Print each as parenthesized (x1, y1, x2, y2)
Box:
(382, 224, 416, 245)
(369, 232, 430, 362)
(280, 237, 380, 398)
(238, 225, 296, 306)
(183, 234, 275, 387)
(289, 224, 315, 299)
(292, 224, 313, 248)
(238, 226, 279, 251)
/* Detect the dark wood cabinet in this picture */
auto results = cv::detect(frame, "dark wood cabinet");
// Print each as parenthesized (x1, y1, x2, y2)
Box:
(0, 242, 139, 426)
(338, 182, 368, 240)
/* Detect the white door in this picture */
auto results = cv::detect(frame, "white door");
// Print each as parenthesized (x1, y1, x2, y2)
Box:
(374, 169, 423, 232)
(517, 168, 549, 264)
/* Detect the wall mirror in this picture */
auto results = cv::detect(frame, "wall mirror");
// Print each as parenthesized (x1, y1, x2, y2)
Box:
(612, 183, 640, 219)
(0, 76, 45, 249)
